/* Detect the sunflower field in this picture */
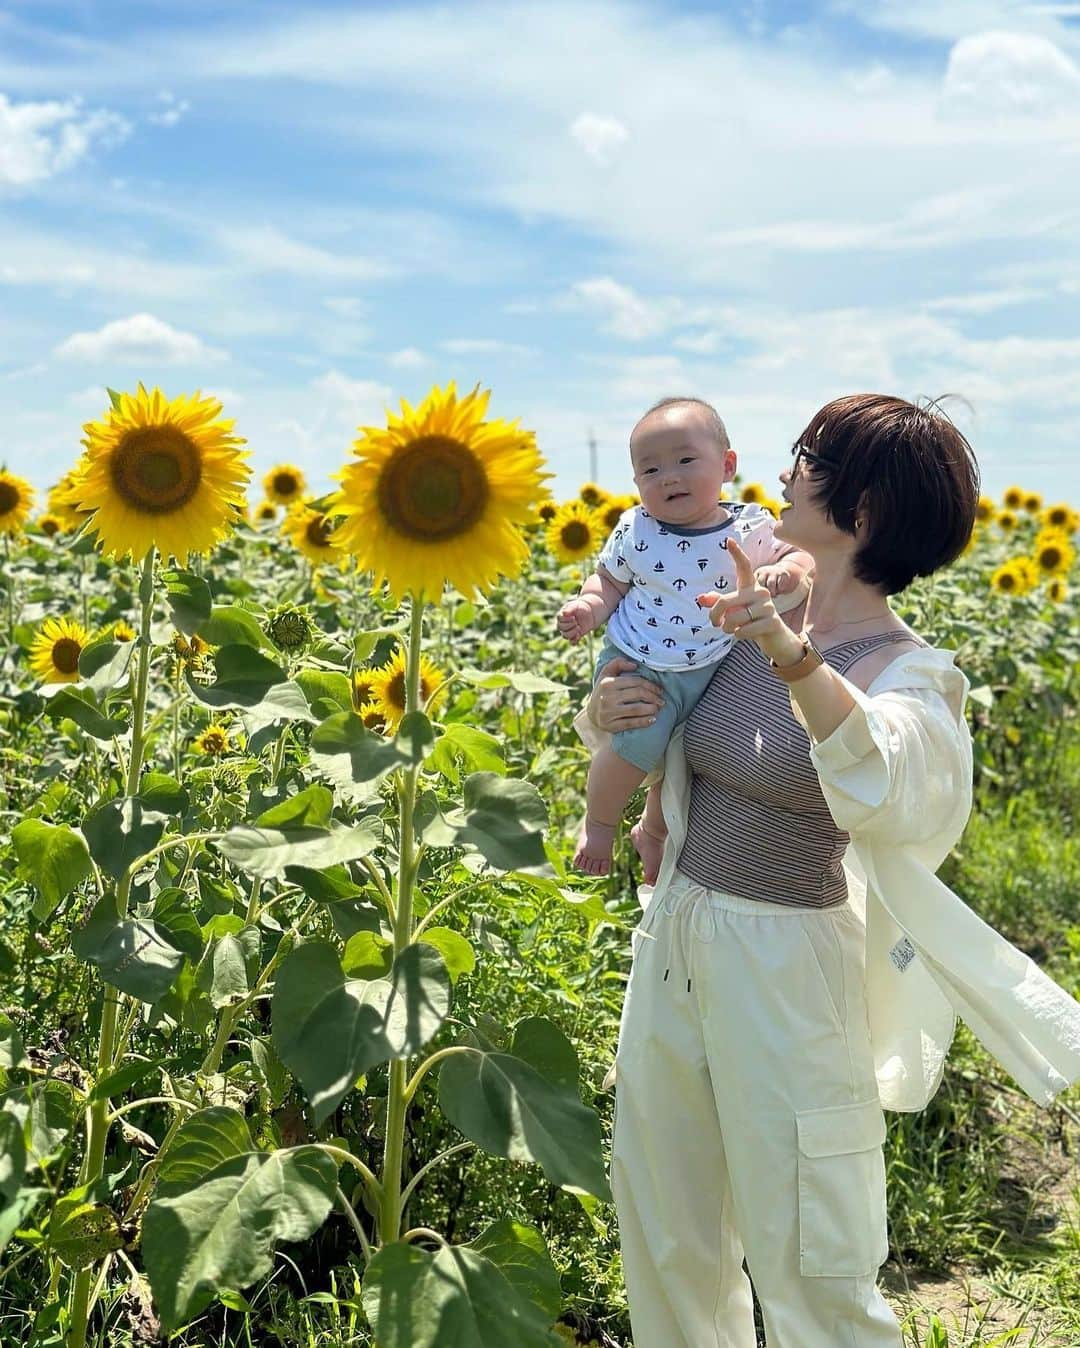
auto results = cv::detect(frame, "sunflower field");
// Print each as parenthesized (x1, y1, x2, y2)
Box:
(0, 385, 1078, 1348)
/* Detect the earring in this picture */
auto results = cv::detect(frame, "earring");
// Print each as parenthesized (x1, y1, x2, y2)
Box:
(856, 519, 864, 530)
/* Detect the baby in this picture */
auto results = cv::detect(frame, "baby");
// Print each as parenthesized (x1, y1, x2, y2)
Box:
(557, 397, 813, 876)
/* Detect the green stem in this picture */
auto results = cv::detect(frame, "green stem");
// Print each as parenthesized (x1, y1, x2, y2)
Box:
(69, 547, 155, 1348)
(378, 593, 425, 1247)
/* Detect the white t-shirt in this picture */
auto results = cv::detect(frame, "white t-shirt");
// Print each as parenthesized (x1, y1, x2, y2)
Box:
(597, 503, 788, 671)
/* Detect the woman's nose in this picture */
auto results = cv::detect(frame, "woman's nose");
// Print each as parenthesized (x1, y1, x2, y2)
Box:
(779, 467, 791, 486)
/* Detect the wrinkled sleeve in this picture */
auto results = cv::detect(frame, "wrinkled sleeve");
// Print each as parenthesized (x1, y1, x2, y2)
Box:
(802, 684, 972, 843)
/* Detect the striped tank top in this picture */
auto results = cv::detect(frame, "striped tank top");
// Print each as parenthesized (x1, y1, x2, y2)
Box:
(677, 629, 925, 909)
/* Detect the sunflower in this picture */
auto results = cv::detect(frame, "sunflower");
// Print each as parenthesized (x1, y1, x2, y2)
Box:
(29, 616, 90, 684)
(1022, 491, 1043, 514)
(1011, 557, 1040, 593)
(0, 469, 35, 536)
(330, 383, 549, 600)
(760, 497, 784, 518)
(111, 620, 136, 643)
(996, 509, 1019, 531)
(281, 501, 345, 568)
(1002, 486, 1024, 510)
(579, 482, 607, 507)
(253, 500, 278, 523)
(1047, 577, 1069, 604)
(739, 483, 765, 505)
(599, 494, 637, 531)
(370, 647, 448, 730)
(193, 724, 231, 756)
(989, 562, 1022, 596)
(37, 513, 64, 537)
(350, 668, 377, 712)
(546, 500, 602, 564)
(73, 384, 250, 561)
(1039, 503, 1076, 533)
(537, 501, 558, 524)
(356, 701, 388, 733)
(974, 495, 994, 525)
(1032, 534, 1075, 577)
(47, 469, 93, 532)
(263, 463, 307, 506)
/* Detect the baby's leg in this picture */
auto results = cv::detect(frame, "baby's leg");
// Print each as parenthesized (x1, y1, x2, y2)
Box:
(575, 745, 648, 876)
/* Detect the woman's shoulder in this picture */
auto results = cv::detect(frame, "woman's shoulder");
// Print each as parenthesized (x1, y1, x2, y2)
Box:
(821, 618, 930, 694)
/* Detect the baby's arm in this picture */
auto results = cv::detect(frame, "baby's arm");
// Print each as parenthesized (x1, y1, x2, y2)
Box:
(755, 546, 814, 598)
(557, 566, 629, 643)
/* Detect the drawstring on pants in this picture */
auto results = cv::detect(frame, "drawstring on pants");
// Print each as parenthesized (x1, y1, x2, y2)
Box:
(646, 879, 716, 993)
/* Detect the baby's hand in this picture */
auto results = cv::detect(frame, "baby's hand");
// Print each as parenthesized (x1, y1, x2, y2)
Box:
(754, 562, 801, 598)
(557, 598, 597, 643)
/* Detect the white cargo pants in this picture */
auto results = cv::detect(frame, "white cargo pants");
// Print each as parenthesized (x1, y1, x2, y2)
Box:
(611, 871, 903, 1348)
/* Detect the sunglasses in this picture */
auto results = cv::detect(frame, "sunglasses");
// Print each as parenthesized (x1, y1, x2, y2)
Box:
(791, 444, 834, 477)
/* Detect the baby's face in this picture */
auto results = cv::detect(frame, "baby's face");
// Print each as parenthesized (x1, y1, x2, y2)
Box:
(630, 407, 733, 526)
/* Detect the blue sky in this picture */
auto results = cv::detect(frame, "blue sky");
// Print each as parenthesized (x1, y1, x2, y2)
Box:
(2, 0, 1079, 509)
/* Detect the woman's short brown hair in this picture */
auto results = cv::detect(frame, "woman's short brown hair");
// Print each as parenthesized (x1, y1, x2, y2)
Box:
(793, 394, 980, 595)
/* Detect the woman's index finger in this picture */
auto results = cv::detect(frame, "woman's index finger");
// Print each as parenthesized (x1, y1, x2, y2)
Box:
(725, 535, 757, 587)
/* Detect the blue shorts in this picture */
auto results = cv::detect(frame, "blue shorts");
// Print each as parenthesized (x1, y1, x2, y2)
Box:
(592, 639, 718, 774)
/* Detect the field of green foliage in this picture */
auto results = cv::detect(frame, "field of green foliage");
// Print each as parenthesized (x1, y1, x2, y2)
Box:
(0, 385, 1077, 1347)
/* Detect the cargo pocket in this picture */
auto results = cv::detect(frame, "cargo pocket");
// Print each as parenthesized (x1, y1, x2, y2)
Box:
(796, 1098, 888, 1277)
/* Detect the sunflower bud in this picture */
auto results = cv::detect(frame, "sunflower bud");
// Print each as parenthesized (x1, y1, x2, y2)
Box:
(266, 605, 315, 652)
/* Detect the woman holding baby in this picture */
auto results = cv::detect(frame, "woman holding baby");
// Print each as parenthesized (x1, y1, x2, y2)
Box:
(577, 394, 1080, 1347)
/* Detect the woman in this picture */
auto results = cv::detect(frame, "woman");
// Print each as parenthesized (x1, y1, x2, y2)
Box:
(577, 394, 1080, 1348)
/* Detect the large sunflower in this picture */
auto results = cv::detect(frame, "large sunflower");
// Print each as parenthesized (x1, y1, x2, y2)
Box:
(0, 469, 35, 536)
(263, 463, 307, 505)
(370, 647, 448, 729)
(330, 383, 549, 600)
(546, 500, 602, 564)
(1032, 533, 1075, 577)
(29, 616, 90, 684)
(74, 384, 250, 561)
(281, 501, 346, 568)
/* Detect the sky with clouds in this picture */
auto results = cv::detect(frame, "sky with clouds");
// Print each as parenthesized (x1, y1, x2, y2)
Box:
(1, 0, 1079, 508)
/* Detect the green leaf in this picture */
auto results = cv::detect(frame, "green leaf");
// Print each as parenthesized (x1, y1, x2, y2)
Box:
(459, 668, 567, 695)
(438, 1018, 610, 1199)
(197, 605, 268, 649)
(309, 711, 421, 799)
(72, 897, 184, 1003)
(420, 929, 475, 984)
(49, 1196, 122, 1269)
(0, 1188, 47, 1257)
(138, 772, 189, 815)
(361, 1241, 564, 1348)
(0, 1111, 25, 1200)
(341, 931, 393, 980)
(189, 645, 316, 733)
(11, 820, 92, 921)
(217, 817, 381, 880)
(79, 639, 134, 695)
(25, 1080, 77, 1169)
(273, 942, 450, 1124)
(43, 687, 127, 740)
(143, 1108, 338, 1331)
(197, 929, 259, 1009)
(429, 723, 506, 784)
(0, 1013, 26, 1071)
(81, 797, 167, 881)
(457, 773, 549, 872)
(468, 1219, 562, 1320)
(163, 570, 213, 635)
(255, 785, 333, 830)
(295, 669, 353, 714)
(88, 1057, 165, 1105)
(152, 888, 204, 961)
(284, 864, 365, 904)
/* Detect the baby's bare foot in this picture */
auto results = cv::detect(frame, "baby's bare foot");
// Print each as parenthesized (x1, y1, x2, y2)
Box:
(574, 815, 617, 876)
(630, 820, 665, 885)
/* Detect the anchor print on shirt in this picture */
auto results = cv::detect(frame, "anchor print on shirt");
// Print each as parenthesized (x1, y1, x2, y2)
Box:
(670, 614, 685, 625)
(676, 539, 691, 552)
(633, 540, 649, 553)
(672, 577, 687, 591)
(663, 637, 677, 648)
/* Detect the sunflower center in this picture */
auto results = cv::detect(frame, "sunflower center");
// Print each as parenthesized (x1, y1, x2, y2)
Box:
(52, 637, 83, 674)
(999, 574, 1016, 591)
(1049, 509, 1067, 526)
(111, 426, 203, 515)
(0, 481, 19, 513)
(561, 521, 591, 550)
(1040, 547, 1062, 569)
(378, 436, 489, 542)
(274, 472, 298, 496)
(41, 517, 60, 536)
(305, 515, 332, 548)
(386, 671, 407, 710)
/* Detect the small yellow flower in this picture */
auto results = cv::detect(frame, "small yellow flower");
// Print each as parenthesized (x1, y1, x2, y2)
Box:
(990, 562, 1023, 596)
(599, 494, 637, 532)
(0, 469, 35, 536)
(579, 482, 607, 507)
(1047, 577, 1068, 604)
(281, 501, 347, 569)
(1004, 726, 1021, 746)
(537, 501, 558, 524)
(193, 724, 231, 756)
(739, 483, 765, 505)
(1002, 486, 1024, 510)
(356, 701, 388, 734)
(252, 500, 278, 523)
(47, 469, 94, 533)
(1032, 533, 1075, 577)
(111, 620, 136, 643)
(370, 647, 447, 730)
(350, 668, 377, 712)
(29, 616, 90, 684)
(36, 512, 64, 537)
(759, 497, 784, 518)
(263, 464, 307, 506)
(1011, 557, 1039, 592)
(996, 509, 1019, 531)
(1022, 491, 1042, 514)
(546, 500, 602, 565)
(1039, 503, 1074, 533)
(974, 495, 995, 524)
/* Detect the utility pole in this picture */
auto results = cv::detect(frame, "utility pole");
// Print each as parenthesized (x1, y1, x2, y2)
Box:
(587, 428, 598, 484)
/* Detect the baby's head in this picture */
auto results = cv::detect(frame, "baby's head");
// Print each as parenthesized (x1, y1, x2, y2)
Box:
(629, 397, 736, 527)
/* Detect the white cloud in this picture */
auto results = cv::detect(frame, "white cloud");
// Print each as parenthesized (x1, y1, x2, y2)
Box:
(569, 278, 671, 340)
(941, 31, 1080, 119)
(673, 331, 720, 354)
(924, 286, 1045, 314)
(441, 338, 536, 357)
(0, 93, 129, 187)
(219, 224, 392, 281)
(569, 111, 629, 164)
(54, 313, 229, 364)
(323, 296, 367, 317)
(311, 370, 393, 422)
(149, 90, 191, 128)
(846, 63, 895, 96)
(388, 347, 427, 368)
